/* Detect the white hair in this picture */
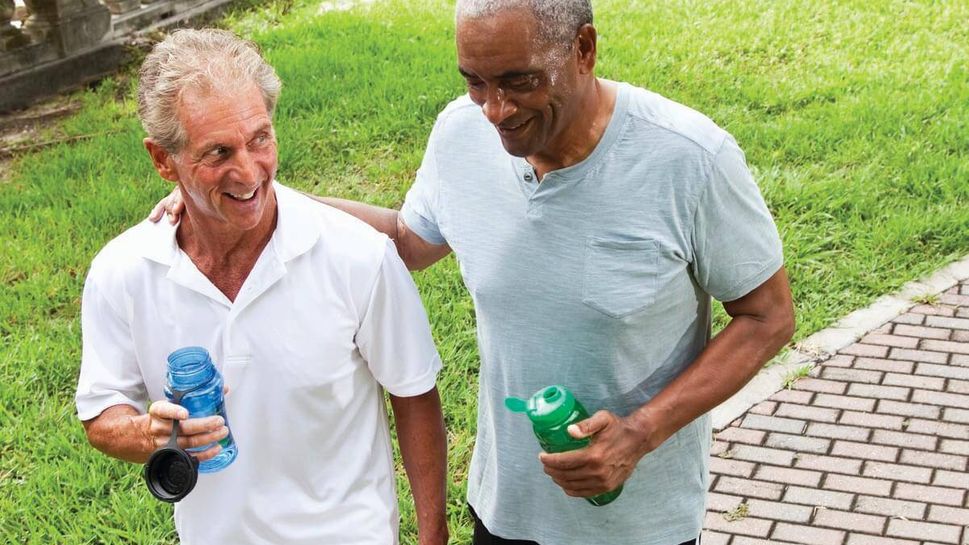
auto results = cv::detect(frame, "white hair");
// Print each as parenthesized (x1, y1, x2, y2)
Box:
(137, 29, 282, 153)
(455, 0, 593, 46)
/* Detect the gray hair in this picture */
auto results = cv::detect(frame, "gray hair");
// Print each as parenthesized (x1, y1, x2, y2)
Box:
(455, 0, 593, 47)
(137, 29, 282, 153)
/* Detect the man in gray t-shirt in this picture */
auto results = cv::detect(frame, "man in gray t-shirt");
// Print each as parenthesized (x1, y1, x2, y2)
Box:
(152, 1, 794, 543)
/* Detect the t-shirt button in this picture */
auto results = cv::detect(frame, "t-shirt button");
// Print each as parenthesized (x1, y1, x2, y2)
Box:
(524, 173, 533, 181)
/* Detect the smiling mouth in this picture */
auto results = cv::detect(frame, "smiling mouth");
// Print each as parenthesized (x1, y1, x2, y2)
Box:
(225, 187, 257, 202)
(497, 118, 531, 136)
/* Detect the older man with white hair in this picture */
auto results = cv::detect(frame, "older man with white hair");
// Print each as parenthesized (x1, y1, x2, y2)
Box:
(78, 29, 449, 545)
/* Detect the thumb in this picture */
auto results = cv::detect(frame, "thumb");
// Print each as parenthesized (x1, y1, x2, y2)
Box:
(568, 410, 612, 439)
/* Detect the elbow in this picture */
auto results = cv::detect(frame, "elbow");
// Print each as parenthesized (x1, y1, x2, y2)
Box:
(773, 303, 796, 349)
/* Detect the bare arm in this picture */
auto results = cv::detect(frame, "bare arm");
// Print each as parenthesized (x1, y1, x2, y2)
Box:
(82, 403, 228, 464)
(307, 196, 451, 271)
(389, 387, 449, 545)
(541, 267, 795, 496)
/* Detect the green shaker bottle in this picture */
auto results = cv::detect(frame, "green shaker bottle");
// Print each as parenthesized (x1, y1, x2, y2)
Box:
(505, 385, 623, 506)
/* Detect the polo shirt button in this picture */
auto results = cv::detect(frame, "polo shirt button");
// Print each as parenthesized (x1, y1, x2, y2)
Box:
(524, 173, 533, 181)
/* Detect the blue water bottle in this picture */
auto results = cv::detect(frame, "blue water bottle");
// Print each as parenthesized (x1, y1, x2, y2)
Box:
(164, 347, 238, 472)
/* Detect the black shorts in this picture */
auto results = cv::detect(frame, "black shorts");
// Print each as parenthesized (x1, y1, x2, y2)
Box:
(469, 504, 700, 545)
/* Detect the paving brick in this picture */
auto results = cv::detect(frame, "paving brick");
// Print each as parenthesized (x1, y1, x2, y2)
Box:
(959, 307, 969, 319)
(813, 508, 887, 534)
(772, 522, 845, 545)
(883, 372, 946, 390)
(807, 422, 871, 442)
(771, 388, 814, 404)
(711, 441, 730, 457)
(893, 482, 965, 506)
(886, 519, 962, 544)
(823, 354, 855, 367)
(853, 357, 915, 374)
(841, 343, 891, 358)
(913, 389, 969, 410)
(933, 469, 969, 490)
(954, 354, 969, 367)
(922, 339, 969, 355)
(702, 511, 772, 538)
(940, 438, 969, 456)
(861, 334, 920, 349)
(744, 499, 813, 523)
(847, 383, 910, 401)
(716, 427, 766, 445)
(765, 432, 831, 454)
(793, 453, 863, 475)
(775, 403, 839, 423)
(872, 429, 938, 450)
(948, 378, 969, 394)
(893, 313, 925, 325)
(699, 531, 731, 545)
(862, 461, 933, 483)
(840, 410, 904, 430)
(730, 538, 777, 545)
(831, 440, 898, 462)
(951, 329, 969, 342)
(905, 418, 969, 440)
(893, 324, 952, 340)
(877, 399, 942, 419)
(824, 474, 892, 496)
(890, 348, 950, 364)
(854, 495, 926, 519)
(741, 414, 806, 434)
(754, 465, 823, 487)
(707, 491, 744, 512)
(846, 535, 919, 545)
(940, 293, 969, 306)
(927, 504, 969, 525)
(925, 315, 969, 329)
(899, 449, 967, 471)
(961, 284, 969, 296)
(795, 378, 848, 395)
(714, 476, 785, 500)
(783, 485, 854, 510)
(748, 401, 776, 416)
(709, 456, 757, 478)
(730, 444, 796, 466)
(915, 363, 969, 381)
(821, 367, 884, 384)
(814, 393, 876, 412)
(914, 305, 956, 317)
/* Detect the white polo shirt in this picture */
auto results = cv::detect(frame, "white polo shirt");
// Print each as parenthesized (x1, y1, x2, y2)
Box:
(76, 182, 441, 545)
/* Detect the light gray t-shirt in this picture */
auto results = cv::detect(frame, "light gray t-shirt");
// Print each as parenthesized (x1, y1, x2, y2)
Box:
(402, 82, 783, 545)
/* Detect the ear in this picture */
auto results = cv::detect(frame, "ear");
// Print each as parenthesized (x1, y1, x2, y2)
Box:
(144, 138, 180, 182)
(575, 23, 598, 75)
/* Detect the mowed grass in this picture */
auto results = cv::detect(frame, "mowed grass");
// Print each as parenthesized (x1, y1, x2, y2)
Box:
(1, 0, 967, 542)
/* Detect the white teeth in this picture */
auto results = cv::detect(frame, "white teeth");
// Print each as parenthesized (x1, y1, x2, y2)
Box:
(228, 189, 256, 201)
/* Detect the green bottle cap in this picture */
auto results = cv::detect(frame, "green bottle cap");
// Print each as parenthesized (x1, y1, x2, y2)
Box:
(505, 385, 577, 427)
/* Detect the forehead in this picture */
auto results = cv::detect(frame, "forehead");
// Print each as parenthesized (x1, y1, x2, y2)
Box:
(456, 9, 558, 73)
(176, 84, 272, 148)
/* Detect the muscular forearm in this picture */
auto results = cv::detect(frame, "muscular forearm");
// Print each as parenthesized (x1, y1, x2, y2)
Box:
(390, 388, 448, 545)
(82, 404, 154, 464)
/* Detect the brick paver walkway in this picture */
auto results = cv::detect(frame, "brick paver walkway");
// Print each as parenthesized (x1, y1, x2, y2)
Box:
(704, 280, 969, 545)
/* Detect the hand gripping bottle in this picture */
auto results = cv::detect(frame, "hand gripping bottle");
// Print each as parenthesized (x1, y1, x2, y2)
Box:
(164, 346, 238, 472)
(505, 385, 623, 506)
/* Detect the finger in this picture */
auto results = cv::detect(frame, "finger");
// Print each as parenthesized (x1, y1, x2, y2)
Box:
(177, 426, 229, 450)
(148, 201, 165, 222)
(223, 385, 231, 397)
(172, 194, 185, 215)
(539, 450, 587, 471)
(148, 401, 189, 421)
(569, 410, 612, 439)
(191, 443, 223, 463)
(168, 211, 178, 225)
(177, 415, 225, 435)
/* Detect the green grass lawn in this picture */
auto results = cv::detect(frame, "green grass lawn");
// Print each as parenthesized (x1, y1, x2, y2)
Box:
(1, 0, 967, 542)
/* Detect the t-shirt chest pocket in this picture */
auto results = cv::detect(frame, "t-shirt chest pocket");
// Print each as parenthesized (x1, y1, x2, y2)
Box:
(581, 237, 658, 318)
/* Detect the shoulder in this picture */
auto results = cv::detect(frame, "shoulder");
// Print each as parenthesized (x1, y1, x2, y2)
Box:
(621, 83, 729, 156)
(87, 219, 170, 287)
(431, 94, 490, 139)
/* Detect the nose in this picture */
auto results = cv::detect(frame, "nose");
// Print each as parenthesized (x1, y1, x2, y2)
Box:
(481, 87, 516, 126)
(231, 147, 262, 183)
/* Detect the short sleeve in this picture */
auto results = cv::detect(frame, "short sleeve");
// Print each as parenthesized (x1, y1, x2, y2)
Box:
(75, 268, 148, 421)
(400, 117, 447, 245)
(692, 136, 784, 302)
(355, 240, 442, 397)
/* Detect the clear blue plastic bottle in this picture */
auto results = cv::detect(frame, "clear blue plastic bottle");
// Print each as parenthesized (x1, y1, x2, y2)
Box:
(164, 347, 237, 473)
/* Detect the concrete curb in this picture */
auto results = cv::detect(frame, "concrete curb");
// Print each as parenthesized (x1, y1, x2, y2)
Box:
(711, 253, 969, 430)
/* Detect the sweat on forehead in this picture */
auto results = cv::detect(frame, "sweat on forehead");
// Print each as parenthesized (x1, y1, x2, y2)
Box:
(455, 0, 593, 46)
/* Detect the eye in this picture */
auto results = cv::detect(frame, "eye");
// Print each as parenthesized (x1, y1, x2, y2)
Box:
(505, 75, 539, 91)
(251, 133, 271, 147)
(464, 77, 485, 91)
(206, 146, 229, 159)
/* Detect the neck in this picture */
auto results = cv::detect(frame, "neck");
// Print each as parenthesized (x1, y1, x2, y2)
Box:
(529, 77, 617, 179)
(176, 193, 278, 302)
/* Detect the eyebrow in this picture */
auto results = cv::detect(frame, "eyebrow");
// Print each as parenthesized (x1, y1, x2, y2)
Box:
(458, 68, 536, 80)
(195, 123, 274, 153)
